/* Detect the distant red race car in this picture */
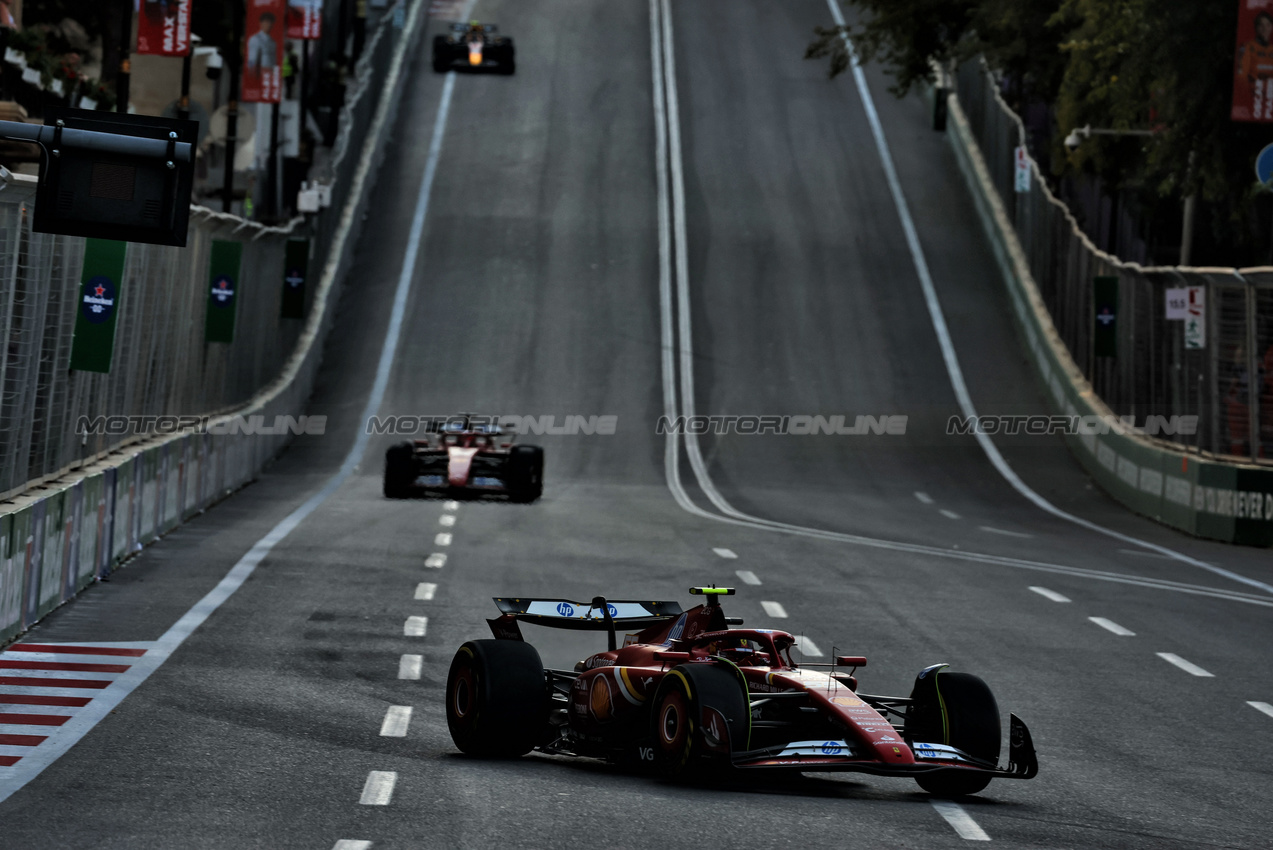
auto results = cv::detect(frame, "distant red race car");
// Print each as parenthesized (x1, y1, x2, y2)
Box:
(446, 587, 1038, 796)
(383, 418, 543, 502)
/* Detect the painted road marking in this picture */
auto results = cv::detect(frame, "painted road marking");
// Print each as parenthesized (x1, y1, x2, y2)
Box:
(1029, 586, 1070, 603)
(398, 655, 422, 680)
(424, 553, 447, 569)
(736, 570, 761, 585)
(760, 601, 788, 618)
(359, 771, 397, 806)
(713, 548, 737, 559)
(1157, 653, 1213, 677)
(415, 582, 437, 601)
(444, 500, 459, 511)
(332, 841, 373, 850)
(980, 526, 1033, 539)
(1119, 548, 1173, 561)
(439, 514, 456, 527)
(1248, 701, 1273, 719)
(404, 616, 428, 637)
(930, 799, 990, 841)
(914, 492, 934, 505)
(379, 706, 413, 737)
(939, 509, 961, 520)
(1089, 617, 1135, 636)
(793, 636, 823, 657)
(434, 533, 452, 546)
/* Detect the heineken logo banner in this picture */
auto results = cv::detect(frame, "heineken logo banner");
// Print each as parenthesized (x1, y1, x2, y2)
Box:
(281, 238, 308, 319)
(69, 239, 127, 373)
(205, 240, 243, 343)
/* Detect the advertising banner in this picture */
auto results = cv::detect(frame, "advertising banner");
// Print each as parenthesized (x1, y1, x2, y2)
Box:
(243, 0, 286, 103)
(286, 0, 323, 40)
(1232, 0, 1273, 122)
(136, 0, 192, 57)
(206, 240, 243, 343)
(69, 239, 128, 373)
(281, 238, 308, 319)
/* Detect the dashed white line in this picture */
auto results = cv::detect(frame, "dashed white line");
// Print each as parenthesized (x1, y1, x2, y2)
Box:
(1118, 548, 1173, 560)
(332, 841, 373, 850)
(793, 635, 823, 657)
(379, 705, 413, 737)
(404, 616, 428, 637)
(439, 514, 456, 527)
(736, 570, 761, 585)
(1157, 652, 1213, 677)
(1248, 701, 1273, 719)
(443, 500, 459, 511)
(760, 601, 788, 618)
(939, 509, 961, 520)
(359, 771, 397, 806)
(980, 526, 1033, 539)
(398, 655, 422, 680)
(914, 492, 934, 505)
(415, 582, 437, 601)
(930, 799, 990, 841)
(434, 532, 452, 546)
(1089, 617, 1135, 636)
(713, 548, 738, 559)
(1029, 586, 1071, 603)
(424, 553, 447, 568)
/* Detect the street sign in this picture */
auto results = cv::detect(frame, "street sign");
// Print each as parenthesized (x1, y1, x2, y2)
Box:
(1257, 143, 1273, 183)
(1184, 286, 1206, 349)
(1014, 146, 1031, 193)
(1165, 288, 1188, 319)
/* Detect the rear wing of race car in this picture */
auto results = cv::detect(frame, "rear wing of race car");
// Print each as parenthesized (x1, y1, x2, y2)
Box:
(449, 22, 498, 32)
(488, 596, 683, 650)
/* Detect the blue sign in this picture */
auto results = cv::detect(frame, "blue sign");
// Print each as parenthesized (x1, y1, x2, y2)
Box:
(1257, 143, 1273, 184)
(80, 275, 117, 324)
(606, 604, 618, 618)
(210, 274, 236, 308)
(556, 602, 574, 617)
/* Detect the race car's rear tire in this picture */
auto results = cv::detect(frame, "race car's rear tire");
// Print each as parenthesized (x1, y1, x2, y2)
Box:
(383, 442, 416, 498)
(446, 640, 548, 757)
(497, 39, 516, 74)
(904, 667, 1000, 796)
(651, 662, 750, 780)
(507, 445, 543, 502)
(432, 35, 451, 73)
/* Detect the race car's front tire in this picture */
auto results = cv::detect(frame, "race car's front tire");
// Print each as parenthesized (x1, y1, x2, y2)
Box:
(651, 662, 749, 780)
(432, 35, 452, 73)
(507, 445, 543, 502)
(905, 667, 1000, 796)
(446, 640, 548, 757)
(495, 38, 516, 74)
(383, 442, 416, 498)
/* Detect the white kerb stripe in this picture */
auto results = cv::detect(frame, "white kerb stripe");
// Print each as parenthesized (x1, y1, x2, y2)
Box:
(404, 616, 428, 637)
(332, 841, 373, 850)
(736, 570, 761, 585)
(444, 500, 459, 511)
(1247, 701, 1273, 719)
(760, 600, 788, 618)
(914, 491, 934, 504)
(425, 553, 447, 568)
(1029, 586, 1070, 603)
(939, 509, 961, 520)
(712, 548, 738, 559)
(1089, 617, 1135, 636)
(930, 800, 991, 841)
(415, 582, 436, 601)
(379, 705, 413, 737)
(793, 635, 823, 657)
(439, 514, 456, 527)
(435, 533, 452, 546)
(359, 771, 397, 806)
(398, 655, 422, 680)
(1157, 652, 1213, 677)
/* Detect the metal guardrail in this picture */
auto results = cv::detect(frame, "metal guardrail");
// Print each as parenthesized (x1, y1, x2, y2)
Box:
(955, 60, 1272, 464)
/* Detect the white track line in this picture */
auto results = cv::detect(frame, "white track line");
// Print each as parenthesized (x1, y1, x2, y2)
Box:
(398, 655, 422, 680)
(793, 636, 823, 657)
(1089, 617, 1135, 636)
(434, 532, 452, 546)
(332, 841, 372, 850)
(760, 601, 788, 618)
(404, 616, 428, 637)
(736, 570, 761, 585)
(930, 800, 991, 841)
(1119, 548, 1173, 560)
(443, 500, 459, 511)
(980, 526, 1032, 539)
(1029, 586, 1070, 603)
(424, 553, 447, 568)
(712, 548, 738, 559)
(415, 582, 436, 601)
(359, 771, 397, 806)
(1248, 701, 1273, 719)
(914, 492, 934, 504)
(939, 509, 961, 520)
(1157, 652, 1213, 677)
(379, 705, 413, 737)
(439, 514, 456, 527)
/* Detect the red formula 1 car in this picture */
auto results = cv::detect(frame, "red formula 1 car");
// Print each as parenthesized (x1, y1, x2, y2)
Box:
(383, 419, 543, 502)
(432, 22, 515, 74)
(446, 588, 1038, 796)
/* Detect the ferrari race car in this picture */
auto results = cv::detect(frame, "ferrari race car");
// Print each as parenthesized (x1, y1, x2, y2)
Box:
(447, 587, 1038, 796)
(382, 418, 543, 502)
(433, 22, 515, 74)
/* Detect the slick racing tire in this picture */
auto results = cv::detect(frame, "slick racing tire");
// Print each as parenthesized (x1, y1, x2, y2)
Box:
(904, 667, 1000, 796)
(507, 445, 543, 503)
(432, 35, 451, 73)
(496, 38, 516, 74)
(383, 442, 416, 499)
(446, 640, 548, 757)
(651, 662, 750, 780)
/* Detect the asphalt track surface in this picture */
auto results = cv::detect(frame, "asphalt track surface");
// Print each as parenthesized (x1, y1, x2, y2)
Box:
(4, 2, 1273, 848)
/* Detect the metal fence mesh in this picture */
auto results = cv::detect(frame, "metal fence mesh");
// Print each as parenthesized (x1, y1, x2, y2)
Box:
(956, 59, 1273, 463)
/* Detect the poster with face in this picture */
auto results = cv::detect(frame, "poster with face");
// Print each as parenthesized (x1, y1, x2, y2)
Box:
(137, 0, 191, 57)
(1233, 0, 1273, 121)
(286, 0, 322, 40)
(243, 0, 285, 103)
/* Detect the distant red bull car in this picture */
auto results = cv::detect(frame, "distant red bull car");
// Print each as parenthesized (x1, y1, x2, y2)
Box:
(383, 417, 543, 501)
(446, 587, 1038, 795)
(433, 22, 515, 74)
